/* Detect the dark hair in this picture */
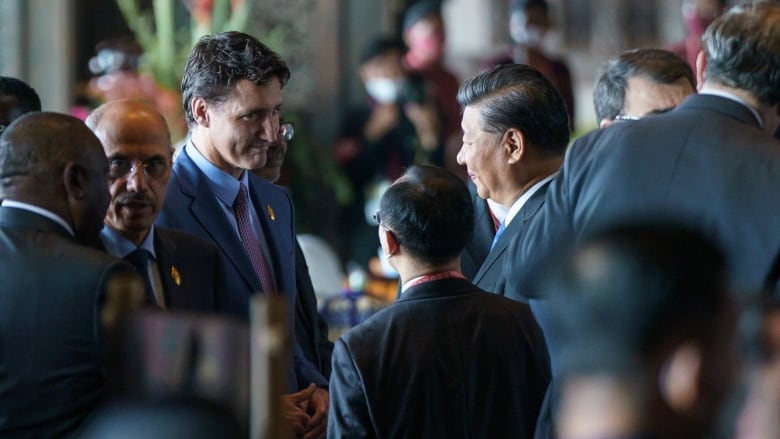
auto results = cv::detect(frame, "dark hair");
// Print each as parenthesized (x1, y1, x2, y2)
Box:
(0, 76, 42, 124)
(543, 222, 730, 377)
(402, 1, 442, 31)
(360, 38, 407, 65)
(702, 2, 780, 106)
(510, 0, 549, 14)
(458, 63, 570, 154)
(181, 31, 290, 126)
(379, 165, 474, 265)
(593, 48, 695, 122)
(0, 112, 99, 190)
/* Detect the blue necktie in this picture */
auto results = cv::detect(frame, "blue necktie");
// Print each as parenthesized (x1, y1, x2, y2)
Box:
(124, 248, 157, 305)
(490, 221, 506, 251)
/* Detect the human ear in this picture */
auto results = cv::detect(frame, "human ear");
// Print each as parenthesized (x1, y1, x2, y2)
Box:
(600, 119, 615, 129)
(504, 128, 525, 164)
(63, 161, 88, 201)
(191, 96, 210, 127)
(695, 51, 707, 92)
(659, 342, 702, 413)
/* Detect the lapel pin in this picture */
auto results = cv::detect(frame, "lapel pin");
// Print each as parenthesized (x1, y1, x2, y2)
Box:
(171, 265, 181, 286)
(267, 205, 276, 221)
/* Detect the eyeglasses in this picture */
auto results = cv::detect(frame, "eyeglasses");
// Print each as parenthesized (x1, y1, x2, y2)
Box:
(108, 157, 168, 179)
(614, 115, 641, 122)
(373, 211, 392, 232)
(280, 122, 294, 142)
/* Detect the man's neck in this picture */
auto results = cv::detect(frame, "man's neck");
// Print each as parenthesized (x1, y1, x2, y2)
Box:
(190, 130, 243, 179)
(498, 158, 561, 208)
(395, 255, 461, 286)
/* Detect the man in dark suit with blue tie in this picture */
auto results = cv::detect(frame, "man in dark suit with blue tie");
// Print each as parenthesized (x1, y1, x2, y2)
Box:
(87, 99, 223, 312)
(328, 165, 550, 438)
(0, 112, 133, 437)
(456, 64, 570, 298)
(155, 31, 328, 438)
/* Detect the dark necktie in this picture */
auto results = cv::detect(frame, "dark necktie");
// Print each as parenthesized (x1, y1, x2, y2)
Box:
(490, 221, 506, 251)
(234, 183, 274, 293)
(124, 248, 157, 305)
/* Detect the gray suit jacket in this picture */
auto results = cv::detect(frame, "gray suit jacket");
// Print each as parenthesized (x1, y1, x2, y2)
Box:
(507, 93, 780, 300)
(473, 180, 551, 300)
(0, 207, 131, 438)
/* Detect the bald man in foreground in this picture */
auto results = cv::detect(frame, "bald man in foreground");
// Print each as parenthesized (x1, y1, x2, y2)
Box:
(0, 112, 132, 436)
(87, 100, 224, 311)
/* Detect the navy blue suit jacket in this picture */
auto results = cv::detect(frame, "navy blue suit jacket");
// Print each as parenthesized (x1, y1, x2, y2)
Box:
(156, 149, 326, 388)
(153, 227, 224, 312)
(507, 94, 780, 301)
(474, 180, 550, 299)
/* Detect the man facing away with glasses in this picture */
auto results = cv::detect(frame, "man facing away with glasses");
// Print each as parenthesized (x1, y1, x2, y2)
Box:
(593, 48, 695, 129)
(507, 2, 780, 305)
(328, 164, 550, 439)
(156, 31, 329, 438)
(86, 99, 224, 311)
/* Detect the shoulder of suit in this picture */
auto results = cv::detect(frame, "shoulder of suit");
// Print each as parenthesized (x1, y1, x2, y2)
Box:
(155, 226, 220, 254)
(247, 172, 294, 207)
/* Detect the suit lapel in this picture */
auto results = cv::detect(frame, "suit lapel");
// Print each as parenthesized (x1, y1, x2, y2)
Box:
(176, 153, 262, 292)
(472, 181, 551, 286)
(154, 229, 190, 309)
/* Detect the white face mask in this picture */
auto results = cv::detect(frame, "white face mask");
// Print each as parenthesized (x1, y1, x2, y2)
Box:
(365, 78, 405, 104)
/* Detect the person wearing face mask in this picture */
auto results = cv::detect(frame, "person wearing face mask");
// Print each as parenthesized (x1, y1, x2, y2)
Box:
(485, 0, 575, 132)
(667, 0, 727, 69)
(334, 37, 440, 271)
(401, 1, 464, 179)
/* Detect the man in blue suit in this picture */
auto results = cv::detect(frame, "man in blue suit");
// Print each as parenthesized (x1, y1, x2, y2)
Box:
(156, 31, 328, 439)
(456, 64, 569, 298)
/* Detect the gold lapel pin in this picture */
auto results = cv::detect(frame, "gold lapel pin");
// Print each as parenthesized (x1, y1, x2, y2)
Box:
(267, 205, 276, 221)
(171, 265, 181, 286)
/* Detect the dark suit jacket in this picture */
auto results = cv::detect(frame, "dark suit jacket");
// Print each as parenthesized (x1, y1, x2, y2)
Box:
(153, 227, 224, 312)
(294, 240, 333, 378)
(0, 207, 130, 438)
(460, 180, 495, 281)
(328, 277, 550, 439)
(473, 180, 551, 300)
(507, 94, 780, 301)
(156, 148, 326, 388)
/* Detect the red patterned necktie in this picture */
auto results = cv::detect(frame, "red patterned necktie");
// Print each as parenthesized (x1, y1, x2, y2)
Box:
(234, 183, 275, 293)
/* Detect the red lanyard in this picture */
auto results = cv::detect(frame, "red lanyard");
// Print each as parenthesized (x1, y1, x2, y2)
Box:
(403, 269, 467, 291)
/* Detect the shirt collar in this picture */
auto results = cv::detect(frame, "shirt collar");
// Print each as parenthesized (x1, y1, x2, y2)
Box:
(1, 199, 75, 237)
(503, 173, 557, 226)
(100, 224, 157, 259)
(185, 141, 246, 206)
(698, 88, 764, 128)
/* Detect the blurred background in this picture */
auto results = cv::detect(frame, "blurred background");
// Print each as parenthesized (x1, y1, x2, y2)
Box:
(0, 0, 717, 301)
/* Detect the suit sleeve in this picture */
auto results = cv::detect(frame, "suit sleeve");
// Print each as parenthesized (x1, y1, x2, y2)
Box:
(328, 339, 372, 439)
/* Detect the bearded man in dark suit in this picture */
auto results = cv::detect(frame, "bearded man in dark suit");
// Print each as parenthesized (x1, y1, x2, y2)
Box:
(0, 112, 132, 437)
